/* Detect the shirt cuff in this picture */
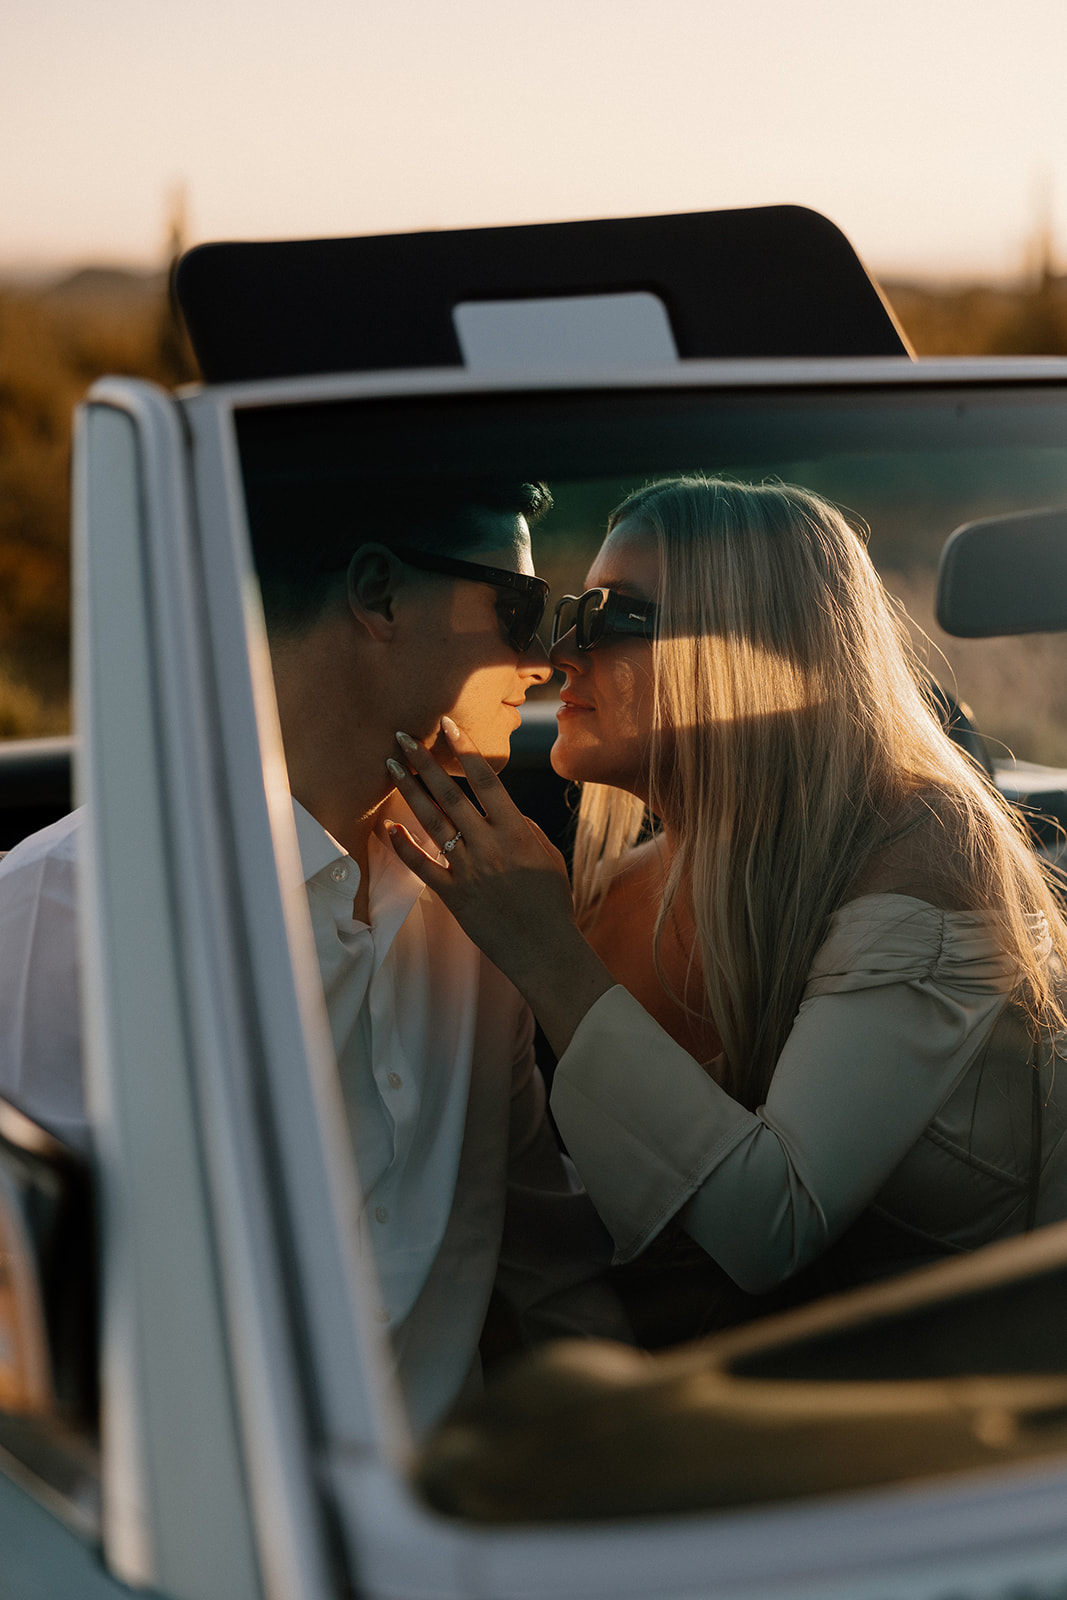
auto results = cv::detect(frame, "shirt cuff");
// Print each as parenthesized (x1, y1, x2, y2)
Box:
(550, 986, 754, 1263)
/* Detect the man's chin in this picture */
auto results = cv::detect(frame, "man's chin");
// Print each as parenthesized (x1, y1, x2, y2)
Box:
(455, 749, 509, 774)
(431, 732, 510, 775)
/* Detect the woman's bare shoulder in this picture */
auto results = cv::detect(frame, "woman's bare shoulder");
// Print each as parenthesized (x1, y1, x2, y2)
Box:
(851, 802, 977, 912)
(614, 835, 667, 884)
(580, 839, 665, 944)
(605, 836, 669, 906)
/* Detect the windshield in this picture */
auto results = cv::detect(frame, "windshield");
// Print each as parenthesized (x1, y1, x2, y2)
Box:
(231, 376, 1067, 1522)
(238, 381, 1067, 764)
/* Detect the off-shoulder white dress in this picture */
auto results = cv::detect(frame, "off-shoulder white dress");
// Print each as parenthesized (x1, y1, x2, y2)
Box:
(550, 894, 1067, 1294)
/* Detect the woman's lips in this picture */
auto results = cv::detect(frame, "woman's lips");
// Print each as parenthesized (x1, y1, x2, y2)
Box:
(558, 692, 595, 716)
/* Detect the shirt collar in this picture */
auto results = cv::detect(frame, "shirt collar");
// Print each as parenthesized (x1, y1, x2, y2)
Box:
(289, 794, 433, 918)
(292, 797, 347, 885)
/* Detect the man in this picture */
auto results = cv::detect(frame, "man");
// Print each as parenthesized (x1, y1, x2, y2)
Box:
(0, 478, 625, 1436)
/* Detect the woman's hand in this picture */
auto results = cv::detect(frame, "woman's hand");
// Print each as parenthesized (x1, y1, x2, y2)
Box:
(384, 716, 615, 1054)
(385, 717, 572, 972)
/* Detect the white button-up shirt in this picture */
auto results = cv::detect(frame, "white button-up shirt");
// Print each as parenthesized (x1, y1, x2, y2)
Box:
(0, 804, 622, 1433)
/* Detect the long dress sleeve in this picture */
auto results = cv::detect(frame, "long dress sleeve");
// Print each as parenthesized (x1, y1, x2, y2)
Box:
(551, 895, 1044, 1294)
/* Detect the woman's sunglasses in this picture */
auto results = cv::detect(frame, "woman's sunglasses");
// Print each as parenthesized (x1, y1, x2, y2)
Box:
(551, 588, 658, 651)
(393, 547, 550, 653)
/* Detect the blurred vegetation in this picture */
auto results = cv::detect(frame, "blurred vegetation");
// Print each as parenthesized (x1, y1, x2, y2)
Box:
(1, 247, 1066, 747)
(0, 264, 195, 736)
(886, 271, 1067, 357)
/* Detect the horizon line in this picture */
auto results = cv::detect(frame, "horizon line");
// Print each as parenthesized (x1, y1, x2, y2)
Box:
(1, 253, 1061, 296)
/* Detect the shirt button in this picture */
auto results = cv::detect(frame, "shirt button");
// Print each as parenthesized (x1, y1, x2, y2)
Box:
(387, 1071, 402, 1089)
(375, 1205, 389, 1224)
(330, 862, 349, 882)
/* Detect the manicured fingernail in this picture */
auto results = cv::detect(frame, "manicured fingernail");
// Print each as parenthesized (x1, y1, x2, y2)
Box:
(386, 757, 406, 781)
(441, 715, 459, 740)
(395, 730, 417, 751)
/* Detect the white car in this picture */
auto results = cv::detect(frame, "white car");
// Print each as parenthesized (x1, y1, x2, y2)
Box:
(5, 205, 1067, 1600)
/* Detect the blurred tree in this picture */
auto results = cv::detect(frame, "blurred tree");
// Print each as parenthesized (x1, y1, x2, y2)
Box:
(0, 189, 201, 731)
(156, 184, 198, 387)
(884, 209, 1067, 357)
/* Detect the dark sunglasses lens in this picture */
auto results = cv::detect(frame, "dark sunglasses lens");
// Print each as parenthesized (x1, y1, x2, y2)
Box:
(516, 589, 547, 651)
(578, 590, 608, 649)
(552, 597, 580, 646)
(499, 588, 547, 652)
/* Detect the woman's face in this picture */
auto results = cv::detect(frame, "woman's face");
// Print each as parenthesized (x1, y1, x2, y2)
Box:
(549, 517, 660, 797)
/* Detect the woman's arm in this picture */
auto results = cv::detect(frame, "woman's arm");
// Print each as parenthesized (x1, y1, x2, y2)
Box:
(384, 720, 616, 1053)
(385, 725, 1012, 1294)
(552, 917, 1011, 1291)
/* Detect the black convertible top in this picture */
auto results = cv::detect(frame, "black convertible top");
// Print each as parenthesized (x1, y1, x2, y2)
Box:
(175, 204, 910, 383)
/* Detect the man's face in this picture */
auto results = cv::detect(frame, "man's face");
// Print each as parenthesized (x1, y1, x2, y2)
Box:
(396, 518, 553, 770)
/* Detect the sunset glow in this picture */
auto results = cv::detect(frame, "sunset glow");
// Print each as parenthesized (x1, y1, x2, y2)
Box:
(2, 0, 1065, 279)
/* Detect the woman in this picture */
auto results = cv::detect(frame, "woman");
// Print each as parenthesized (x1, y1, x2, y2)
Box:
(385, 477, 1067, 1304)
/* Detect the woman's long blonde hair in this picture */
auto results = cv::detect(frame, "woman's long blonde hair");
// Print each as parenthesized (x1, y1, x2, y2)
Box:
(572, 477, 1067, 1110)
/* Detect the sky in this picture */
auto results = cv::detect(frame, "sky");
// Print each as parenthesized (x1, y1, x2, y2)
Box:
(1, 0, 1065, 282)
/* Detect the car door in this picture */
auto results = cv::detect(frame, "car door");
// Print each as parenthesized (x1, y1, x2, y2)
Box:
(72, 380, 362, 1599)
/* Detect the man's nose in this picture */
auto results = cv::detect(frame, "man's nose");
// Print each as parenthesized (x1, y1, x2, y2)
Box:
(519, 636, 554, 683)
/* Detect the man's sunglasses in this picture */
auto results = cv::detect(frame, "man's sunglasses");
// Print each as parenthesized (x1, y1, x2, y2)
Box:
(551, 588, 658, 651)
(392, 547, 550, 653)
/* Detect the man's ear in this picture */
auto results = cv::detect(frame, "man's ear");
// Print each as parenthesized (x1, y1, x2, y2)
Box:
(346, 544, 406, 640)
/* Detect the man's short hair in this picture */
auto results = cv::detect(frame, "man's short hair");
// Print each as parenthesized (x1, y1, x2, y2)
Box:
(246, 478, 552, 636)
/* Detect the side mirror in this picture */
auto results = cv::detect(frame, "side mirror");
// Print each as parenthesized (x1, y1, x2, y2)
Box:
(936, 507, 1067, 637)
(0, 1098, 100, 1529)
(0, 1097, 98, 1425)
